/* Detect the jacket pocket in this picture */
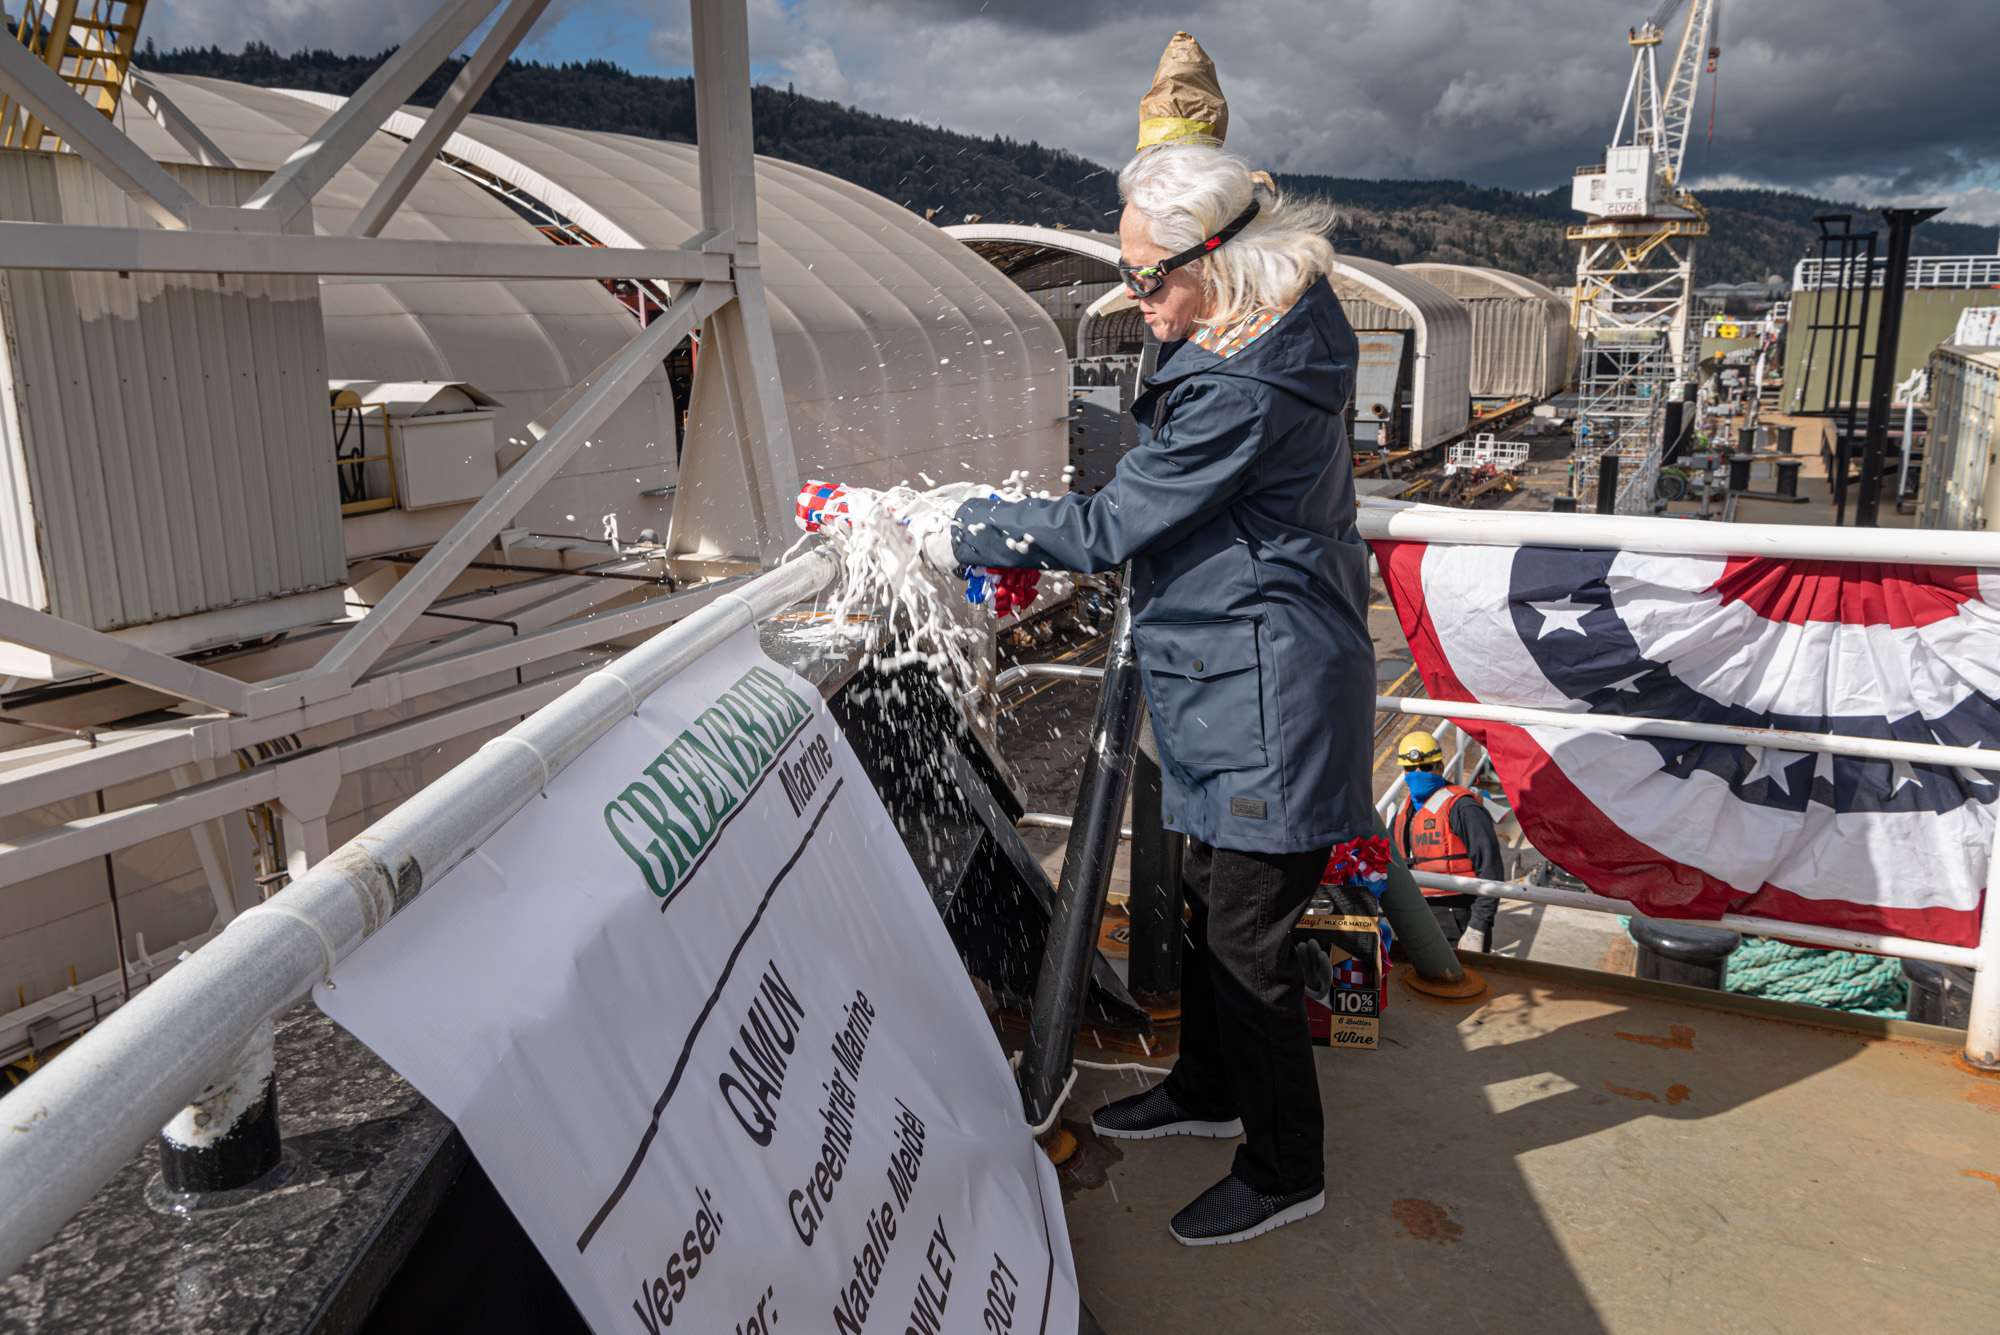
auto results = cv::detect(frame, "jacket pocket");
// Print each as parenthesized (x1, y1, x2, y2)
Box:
(1132, 618, 1267, 772)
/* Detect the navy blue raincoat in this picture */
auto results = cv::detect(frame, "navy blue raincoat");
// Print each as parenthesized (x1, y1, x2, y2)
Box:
(951, 276, 1374, 853)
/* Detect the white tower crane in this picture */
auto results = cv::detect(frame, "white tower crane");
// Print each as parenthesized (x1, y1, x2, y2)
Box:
(1569, 0, 1720, 511)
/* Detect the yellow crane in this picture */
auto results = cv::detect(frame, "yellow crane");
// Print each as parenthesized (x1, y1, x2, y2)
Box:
(1, 0, 148, 150)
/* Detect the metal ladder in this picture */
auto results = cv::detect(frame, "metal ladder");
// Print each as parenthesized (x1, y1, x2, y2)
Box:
(1, 0, 148, 150)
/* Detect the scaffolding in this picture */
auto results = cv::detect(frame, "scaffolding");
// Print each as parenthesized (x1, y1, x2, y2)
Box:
(1568, 244, 1697, 525)
(1565, 0, 1715, 513)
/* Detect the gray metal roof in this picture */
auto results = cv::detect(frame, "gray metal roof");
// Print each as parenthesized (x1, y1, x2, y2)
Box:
(122, 75, 1070, 542)
(1400, 263, 1574, 400)
(1324, 256, 1472, 448)
(1398, 263, 1564, 304)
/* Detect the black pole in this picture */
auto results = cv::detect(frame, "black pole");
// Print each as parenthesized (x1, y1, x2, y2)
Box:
(1854, 208, 1942, 526)
(95, 789, 131, 1001)
(1595, 452, 1621, 515)
(1124, 710, 1183, 1003)
(1661, 400, 1685, 464)
(1019, 577, 1146, 1129)
(1825, 220, 1877, 526)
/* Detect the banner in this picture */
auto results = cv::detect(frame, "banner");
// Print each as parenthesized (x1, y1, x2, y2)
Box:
(1376, 539, 1997, 945)
(318, 626, 1077, 1335)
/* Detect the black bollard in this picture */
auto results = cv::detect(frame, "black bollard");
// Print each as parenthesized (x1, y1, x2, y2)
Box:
(1737, 425, 1756, 455)
(1595, 453, 1621, 514)
(1775, 458, 1802, 498)
(1125, 710, 1183, 1004)
(1552, 495, 1579, 513)
(1019, 577, 1146, 1130)
(1661, 401, 1686, 464)
(156, 1023, 283, 1195)
(1777, 424, 1796, 454)
(1902, 959, 1976, 1028)
(1628, 920, 1741, 990)
(1727, 454, 1753, 493)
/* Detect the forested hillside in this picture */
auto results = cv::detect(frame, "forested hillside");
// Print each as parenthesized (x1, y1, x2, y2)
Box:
(137, 44, 1998, 287)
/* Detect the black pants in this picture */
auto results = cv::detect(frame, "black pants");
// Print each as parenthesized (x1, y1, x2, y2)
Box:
(1161, 838, 1329, 1197)
(1427, 892, 1498, 945)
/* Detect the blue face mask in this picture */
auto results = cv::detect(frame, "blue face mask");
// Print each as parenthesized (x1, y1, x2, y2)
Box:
(1404, 769, 1448, 803)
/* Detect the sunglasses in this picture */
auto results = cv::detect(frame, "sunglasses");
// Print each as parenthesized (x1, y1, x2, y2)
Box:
(1116, 199, 1261, 298)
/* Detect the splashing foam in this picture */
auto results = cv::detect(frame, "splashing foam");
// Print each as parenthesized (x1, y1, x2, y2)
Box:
(803, 478, 1028, 694)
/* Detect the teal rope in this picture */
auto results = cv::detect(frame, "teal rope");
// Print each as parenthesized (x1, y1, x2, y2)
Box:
(1618, 918, 1909, 1017)
(1722, 937, 1909, 1017)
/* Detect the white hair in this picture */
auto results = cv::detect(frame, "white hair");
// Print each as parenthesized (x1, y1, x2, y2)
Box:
(1118, 143, 1337, 328)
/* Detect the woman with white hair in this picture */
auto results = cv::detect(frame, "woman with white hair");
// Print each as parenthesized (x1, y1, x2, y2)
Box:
(958, 142, 1371, 1245)
(795, 140, 1371, 1245)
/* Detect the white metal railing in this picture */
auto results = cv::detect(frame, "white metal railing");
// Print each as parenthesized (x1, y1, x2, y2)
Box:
(0, 550, 839, 1279)
(1793, 254, 2000, 293)
(1373, 719, 1487, 828)
(1445, 434, 1529, 475)
(9, 507, 2000, 1275)
(1005, 646, 2000, 996)
(1007, 511, 2000, 1072)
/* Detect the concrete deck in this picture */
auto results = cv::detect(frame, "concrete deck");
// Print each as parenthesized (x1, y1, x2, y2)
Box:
(1054, 960, 2000, 1333)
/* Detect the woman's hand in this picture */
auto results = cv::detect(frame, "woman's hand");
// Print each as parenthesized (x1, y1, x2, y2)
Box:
(795, 481, 1037, 616)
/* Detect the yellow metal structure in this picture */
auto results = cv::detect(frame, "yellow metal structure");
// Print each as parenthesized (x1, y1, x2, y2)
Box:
(332, 390, 400, 516)
(1, 1, 148, 150)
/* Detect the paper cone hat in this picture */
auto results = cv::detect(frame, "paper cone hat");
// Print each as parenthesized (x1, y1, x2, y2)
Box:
(1137, 31, 1227, 150)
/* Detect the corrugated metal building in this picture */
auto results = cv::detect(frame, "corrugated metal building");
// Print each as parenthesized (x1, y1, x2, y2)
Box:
(0, 151, 343, 653)
(1918, 346, 2000, 531)
(940, 229, 1478, 451)
(945, 224, 1121, 356)
(1399, 263, 1573, 400)
(112, 74, 1070, 557)
(0, 74, 1071, 1018)
(1323, 257, 1472, 449)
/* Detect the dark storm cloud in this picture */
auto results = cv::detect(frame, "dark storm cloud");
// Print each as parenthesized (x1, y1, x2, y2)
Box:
(141, 0, 2000, 220)
(856, 0, 1127, 35)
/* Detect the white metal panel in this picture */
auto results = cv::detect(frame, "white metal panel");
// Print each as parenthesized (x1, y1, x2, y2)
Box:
(133, 75, 1066, 552)
(140, 75, 683, 545)
(1400, 263, 1575, 400)
(0, 272, 47, 613)
(1324, 256, 1472, 449)
(0, 149, 343, 633)
(1919, 346, 2000, 532)
(392, 412, 499, 509)
(440, 115, 1069, 495)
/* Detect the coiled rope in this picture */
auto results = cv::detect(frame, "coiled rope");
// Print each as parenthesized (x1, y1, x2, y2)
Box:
(1723, 937, 1909, 1017)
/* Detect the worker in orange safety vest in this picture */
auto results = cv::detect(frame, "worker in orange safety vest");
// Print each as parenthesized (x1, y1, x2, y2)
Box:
(1392, 731, 1505, 951)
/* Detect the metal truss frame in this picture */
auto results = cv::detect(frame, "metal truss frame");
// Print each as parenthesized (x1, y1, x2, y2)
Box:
(0, 0, 798, 1049)
(1571, 228, 1696, 510)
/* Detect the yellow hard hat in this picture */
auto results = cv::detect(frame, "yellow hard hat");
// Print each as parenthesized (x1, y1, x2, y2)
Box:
(1396, 730, 1443, 770)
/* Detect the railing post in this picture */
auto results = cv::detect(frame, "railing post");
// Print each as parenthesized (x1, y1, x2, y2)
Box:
(1595, 452, 1621, 515)
(1964, 817, 2000, 1069)
(155, 1020, 283, 1198)
(1018, 579, 1145, 1130)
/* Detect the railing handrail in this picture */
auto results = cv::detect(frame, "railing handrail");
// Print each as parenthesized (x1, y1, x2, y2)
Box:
(0, 549, 839, 1279)
(1355, 500, 2000, 567)
(997, 662, 2000, 775)
(1793, 254, 2000, 293)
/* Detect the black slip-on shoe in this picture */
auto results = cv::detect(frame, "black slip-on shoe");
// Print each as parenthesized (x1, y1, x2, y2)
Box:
(1168, 1174, 1325, 1247)
(1090, 1084, 1242, 1141)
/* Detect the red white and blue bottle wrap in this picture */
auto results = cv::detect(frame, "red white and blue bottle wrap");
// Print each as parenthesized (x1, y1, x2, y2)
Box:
(795, 481, 855, 534)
